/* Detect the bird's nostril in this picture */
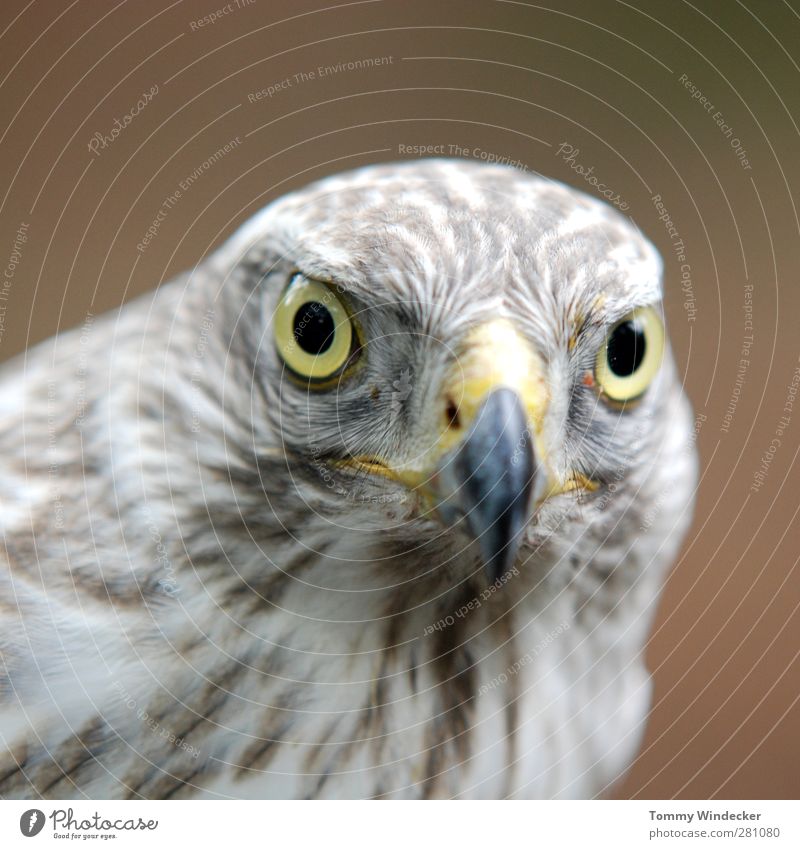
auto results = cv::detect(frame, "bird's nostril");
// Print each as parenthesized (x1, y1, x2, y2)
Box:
(445, 397, 461, 429)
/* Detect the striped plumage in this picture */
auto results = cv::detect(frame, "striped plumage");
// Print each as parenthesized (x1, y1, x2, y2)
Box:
(0, 160, 696, 798)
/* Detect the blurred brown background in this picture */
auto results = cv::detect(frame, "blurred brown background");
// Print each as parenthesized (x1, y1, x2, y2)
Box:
(0, 0, 798, 798)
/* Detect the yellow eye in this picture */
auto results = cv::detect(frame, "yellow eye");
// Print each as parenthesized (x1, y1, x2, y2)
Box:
(274, 276, 356, 381)
(594, 306, 665, 403)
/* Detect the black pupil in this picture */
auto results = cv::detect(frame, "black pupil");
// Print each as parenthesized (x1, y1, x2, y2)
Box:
(293, 301, 335, 355)
(607, 319, 646, 377)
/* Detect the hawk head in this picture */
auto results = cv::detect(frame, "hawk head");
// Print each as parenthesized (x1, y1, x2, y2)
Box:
(211, 159, 684, 586)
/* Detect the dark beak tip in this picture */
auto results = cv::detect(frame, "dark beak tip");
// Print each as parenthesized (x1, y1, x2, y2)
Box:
(482, 550, 514, 586)
(476, 507, 529, 584)
(444, 387, 537, 583)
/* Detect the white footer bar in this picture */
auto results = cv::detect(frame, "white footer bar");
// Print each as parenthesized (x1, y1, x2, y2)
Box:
(1, 799, 797, 847)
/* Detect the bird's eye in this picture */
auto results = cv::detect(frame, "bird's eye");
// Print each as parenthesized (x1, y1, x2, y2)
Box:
(594, 306, 665, 403)
(274, 275, 356, 381)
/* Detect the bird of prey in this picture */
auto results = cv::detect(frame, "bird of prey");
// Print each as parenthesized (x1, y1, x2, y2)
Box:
(0, 159, 697, 799)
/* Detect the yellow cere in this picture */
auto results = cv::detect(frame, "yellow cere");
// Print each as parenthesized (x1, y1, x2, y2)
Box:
(436, 318, 549, 454)
(382, 317, 552, 497)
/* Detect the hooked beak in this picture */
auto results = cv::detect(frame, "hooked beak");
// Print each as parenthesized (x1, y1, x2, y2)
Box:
(396, 319, 549, 582)
(344, 319, 593, 582)
(415, 318, 546, 582)
(433, 386, 537, 583)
